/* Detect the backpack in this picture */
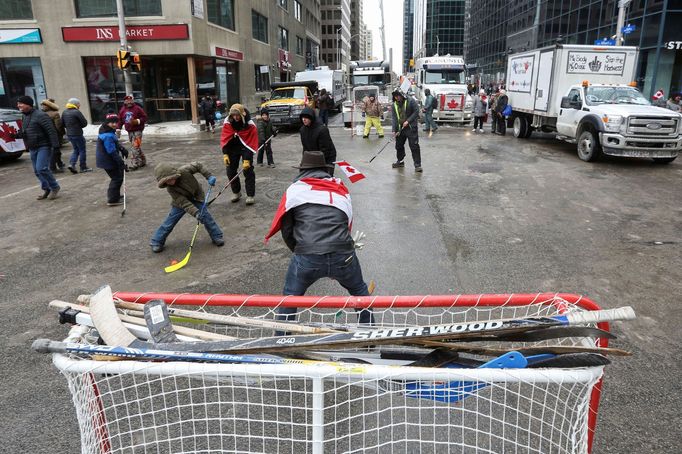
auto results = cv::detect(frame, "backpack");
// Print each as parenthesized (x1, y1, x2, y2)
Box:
(430, 96, 439, 110)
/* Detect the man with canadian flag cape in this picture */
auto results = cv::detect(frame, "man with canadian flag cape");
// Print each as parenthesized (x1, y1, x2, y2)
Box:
(265, 151, 374, 329)
(220, 103, 259, 205)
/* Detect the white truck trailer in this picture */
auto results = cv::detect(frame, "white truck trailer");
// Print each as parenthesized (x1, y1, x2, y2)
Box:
(294, 67, 346, 110)
(506, 44, 681, 163)
(414, 56, 473, 124)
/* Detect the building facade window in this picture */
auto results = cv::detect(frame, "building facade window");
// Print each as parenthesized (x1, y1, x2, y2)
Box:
(75, 0, 161, 18)
(0, 57, 45, 109)
(279, 0, 288, 11)
(296, 36, 304, 55)
(0, 0, 33, 20)
(254, 64, 271, 92)
(279, 26, 289, 51)
(294, 1, 302, 21)
(252, 10, 268, 43)
(207, 0, 235, 30)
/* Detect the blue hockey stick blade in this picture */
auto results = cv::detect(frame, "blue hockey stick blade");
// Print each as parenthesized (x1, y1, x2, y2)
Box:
(405, 351, 528, 403)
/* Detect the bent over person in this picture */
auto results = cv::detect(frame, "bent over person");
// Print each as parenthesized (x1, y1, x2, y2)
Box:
(150, 162, 224, 253)
(265, 151, 374, 328)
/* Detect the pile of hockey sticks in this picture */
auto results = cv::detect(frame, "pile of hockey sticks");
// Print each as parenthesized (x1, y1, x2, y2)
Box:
(35, 286, 635, 388)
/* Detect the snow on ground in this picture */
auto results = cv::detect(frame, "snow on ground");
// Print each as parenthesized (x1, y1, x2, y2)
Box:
(83, 121, 222, 138)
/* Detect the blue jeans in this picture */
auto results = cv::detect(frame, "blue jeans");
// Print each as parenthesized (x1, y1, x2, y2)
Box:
(150, 202, 223, 247)
(30, 146, 60, 192)
(68, 135, 87, 169)
(423, 110, 438, 131)
(277, 251, 375, 327)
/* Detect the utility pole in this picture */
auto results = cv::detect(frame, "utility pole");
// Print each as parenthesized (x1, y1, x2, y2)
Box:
(116, 0, 133, 95)
(615, 0, 632, 46)
(379, 0, 387, 61)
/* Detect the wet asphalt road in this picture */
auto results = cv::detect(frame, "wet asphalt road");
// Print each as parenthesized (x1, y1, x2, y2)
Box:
(1, 118, 680, 453)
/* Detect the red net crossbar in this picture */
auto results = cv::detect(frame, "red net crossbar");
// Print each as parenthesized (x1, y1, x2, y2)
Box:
(112, 291, 607, 453)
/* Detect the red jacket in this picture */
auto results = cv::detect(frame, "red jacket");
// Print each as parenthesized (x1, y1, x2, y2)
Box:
(118, 104, 147, 132)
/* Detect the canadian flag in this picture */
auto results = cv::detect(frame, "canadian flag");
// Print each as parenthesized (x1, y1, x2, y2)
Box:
(653, 89, 665, 101)
(264, 177, 353, 242)
(334, 160, 366, 183)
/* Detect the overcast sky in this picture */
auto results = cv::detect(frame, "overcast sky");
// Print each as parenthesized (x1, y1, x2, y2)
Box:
(362, 0, 404, 74)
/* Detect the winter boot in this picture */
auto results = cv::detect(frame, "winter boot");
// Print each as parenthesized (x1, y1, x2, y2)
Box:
(36, 190, 50, 200)
(392, 161, 405, 168)
(47, 188, 60, 200)
(245, 196, 255, 205)
(231, 192, 241, 203)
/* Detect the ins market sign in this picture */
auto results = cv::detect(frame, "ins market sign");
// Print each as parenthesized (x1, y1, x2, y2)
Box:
(62, 24, 189, 42)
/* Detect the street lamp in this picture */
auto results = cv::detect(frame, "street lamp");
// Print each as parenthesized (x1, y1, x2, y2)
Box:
(615, 0, 632, 46)
(336, 27, 342, 70)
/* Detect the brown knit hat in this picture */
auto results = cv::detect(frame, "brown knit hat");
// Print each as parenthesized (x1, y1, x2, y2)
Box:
(229, 103, 246, 123)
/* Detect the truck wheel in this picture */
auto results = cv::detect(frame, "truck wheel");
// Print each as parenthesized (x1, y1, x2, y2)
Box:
(652, 157, 677, 164)
(523, 127, 533, 138)
(576, 129, 603, 162)
(513, 116, 528, 138)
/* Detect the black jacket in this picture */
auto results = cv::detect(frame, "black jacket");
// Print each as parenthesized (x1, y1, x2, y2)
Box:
(257, 119, 274, 144)
(61, 107, 88, 136)
(200, 98, 216, 119)
(280, 169, 355, 254)
(17, 108, 60, 150)
(495, 94, 508, 114)
(299, 107, 336, 165)
(391, 96, 420, 133)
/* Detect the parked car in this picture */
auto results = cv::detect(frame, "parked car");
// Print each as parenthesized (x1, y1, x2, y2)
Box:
(0, 108, 26, 161)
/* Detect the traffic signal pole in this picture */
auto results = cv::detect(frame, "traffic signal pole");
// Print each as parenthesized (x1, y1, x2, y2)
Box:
(615, 0, 631, 46)
(116, 0, 133, 96)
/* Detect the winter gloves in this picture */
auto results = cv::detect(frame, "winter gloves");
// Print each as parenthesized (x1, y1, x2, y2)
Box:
(207, 176, 216, 186)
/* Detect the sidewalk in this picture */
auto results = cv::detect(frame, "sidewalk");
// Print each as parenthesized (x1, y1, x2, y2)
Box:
(83, 120, 219, 138)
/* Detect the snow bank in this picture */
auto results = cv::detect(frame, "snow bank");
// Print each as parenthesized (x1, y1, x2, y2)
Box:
(83, 121, 219, 138)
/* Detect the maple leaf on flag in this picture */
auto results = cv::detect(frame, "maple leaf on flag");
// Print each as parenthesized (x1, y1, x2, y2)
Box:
(0, 122, 19, 143)
(334, 160, 366, 183)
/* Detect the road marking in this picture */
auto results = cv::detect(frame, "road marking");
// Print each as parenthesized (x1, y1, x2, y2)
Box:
(0, 176, 67, 200)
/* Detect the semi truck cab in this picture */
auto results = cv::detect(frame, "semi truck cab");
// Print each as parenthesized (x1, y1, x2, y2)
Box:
(556, 83, 681, 163)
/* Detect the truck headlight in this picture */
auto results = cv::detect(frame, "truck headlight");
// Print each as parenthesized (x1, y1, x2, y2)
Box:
(602, 115, 623, 133)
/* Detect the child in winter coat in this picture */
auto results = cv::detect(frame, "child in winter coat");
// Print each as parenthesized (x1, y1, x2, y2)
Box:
(95, 114, 128, 206)
(257, 108, 277, 167)
(150, 161, 224, 253)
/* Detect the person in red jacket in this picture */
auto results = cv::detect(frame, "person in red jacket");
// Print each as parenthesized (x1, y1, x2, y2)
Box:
(117, 95, 147, 170)
(220, 104, 259, 205)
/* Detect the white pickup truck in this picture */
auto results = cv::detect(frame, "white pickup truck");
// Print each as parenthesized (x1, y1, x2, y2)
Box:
(506, 44, 681, 163)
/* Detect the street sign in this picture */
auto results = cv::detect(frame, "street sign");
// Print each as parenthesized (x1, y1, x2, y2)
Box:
(622, 24, 636, 35)
(594, 38, 616, 46)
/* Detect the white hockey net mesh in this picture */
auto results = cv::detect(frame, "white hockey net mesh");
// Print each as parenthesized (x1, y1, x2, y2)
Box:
(55, 294, 605, 454)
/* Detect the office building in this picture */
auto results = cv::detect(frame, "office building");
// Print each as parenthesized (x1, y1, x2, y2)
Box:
(466, 0, 682, 98)
(320, 0, 351, 70)
(0, 0, 321, 124)
(412, 0, 466, 60)
(403, 0, 414, 73)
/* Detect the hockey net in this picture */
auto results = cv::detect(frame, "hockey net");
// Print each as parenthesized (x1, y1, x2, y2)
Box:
(54, 292, 608, 454)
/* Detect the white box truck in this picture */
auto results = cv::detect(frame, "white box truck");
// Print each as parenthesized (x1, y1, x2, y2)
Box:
(414, 56, 473, 124)
(295, 67, 346, 111)
(506, 44, 681, 163)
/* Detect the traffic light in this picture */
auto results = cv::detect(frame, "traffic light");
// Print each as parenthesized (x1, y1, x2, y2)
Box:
(131, 53, 142, 72)
(116, 50, 131, 69)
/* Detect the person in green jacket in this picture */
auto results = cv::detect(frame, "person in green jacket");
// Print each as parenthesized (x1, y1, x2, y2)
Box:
(150, 161, 224, 253)
(256, 108, 277, 168)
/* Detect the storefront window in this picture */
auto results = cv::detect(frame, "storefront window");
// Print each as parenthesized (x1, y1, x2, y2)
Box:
(207, 0, 235, 30)
(0, 58, 45, 109)
(0, 0, 33, 20)
(75, 0, 161, 18)
(252, 10, 268, 43)
(254, 64, 271, 92)
(83, 56, 143, 123)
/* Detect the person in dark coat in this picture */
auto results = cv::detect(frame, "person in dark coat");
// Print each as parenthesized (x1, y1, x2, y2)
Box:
(40, 98, 66, 172)
(15, 96, 61, 200)
(391, 89, 422, 172)
(264, 151, 374, 330)
(299, 106, 336, 175)
(220, 103, 259, 205)
(62, 97, 91, 173)
(494, 89, 509, 136)
(257, 108, 276, 167)
(151, 161, 223, 253)
(199, 95, 216, 133)
(317, 88, 332, 126)
(95, 114, 128, 206)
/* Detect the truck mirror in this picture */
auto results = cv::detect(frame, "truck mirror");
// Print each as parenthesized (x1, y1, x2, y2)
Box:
(560, 97, 573, 109)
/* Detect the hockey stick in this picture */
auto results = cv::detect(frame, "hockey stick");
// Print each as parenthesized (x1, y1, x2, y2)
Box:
(207, 134, 276, 206)
(121, 159, 127, 217)
(143, 300, 180, 343)
(164, 185, 213, 273)
(368, 125, 405, 163)
(89, 286, 633, 356)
